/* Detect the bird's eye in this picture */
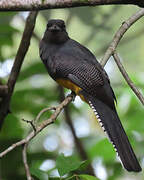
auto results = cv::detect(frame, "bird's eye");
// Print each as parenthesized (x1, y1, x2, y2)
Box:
(47, 23, 51, 28)
(56, 22, 65, 29)
(62, 24, 65, 29)
(60, 23, 65, 29)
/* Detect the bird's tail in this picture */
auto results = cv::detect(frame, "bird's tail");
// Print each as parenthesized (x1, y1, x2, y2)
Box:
(87, 95, 141, 172)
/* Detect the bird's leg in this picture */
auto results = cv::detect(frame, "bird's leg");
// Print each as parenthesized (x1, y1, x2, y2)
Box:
(67, 91, 76, 101)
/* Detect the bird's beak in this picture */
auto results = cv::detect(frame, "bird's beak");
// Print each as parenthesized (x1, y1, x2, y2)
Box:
(49, 24, 61, 32)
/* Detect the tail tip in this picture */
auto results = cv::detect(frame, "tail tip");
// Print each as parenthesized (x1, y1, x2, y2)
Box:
(125, 164, 142, 172)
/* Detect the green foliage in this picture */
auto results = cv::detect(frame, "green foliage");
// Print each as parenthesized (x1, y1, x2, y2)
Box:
(0, 113, 23, 139)
(56, 154, 83, 176)
(89, 139, 115, 162)
(0, 5, 144, 180)
(31, 168, 48, 180)
(41, 0, 46, 4)
(0, 12, 18, 60)
(79, 174, 99, 180)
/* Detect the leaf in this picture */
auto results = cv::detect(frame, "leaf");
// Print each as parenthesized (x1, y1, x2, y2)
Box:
(79, 174, 99, 180)
(88, 139, 115, 162)
(30, 168, 48, 180)
(41, 0, 46, 3)
(56, 154, 82, 176)
(0, 12, 19, 60)
(0, 114, 23, 140)
(18, 62, 47, 82)
(49, 178, 65, 180)
(76, 160, 89, 172)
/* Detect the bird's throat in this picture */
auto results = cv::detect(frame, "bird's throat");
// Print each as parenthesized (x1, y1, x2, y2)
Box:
(43, 31, 69, 44)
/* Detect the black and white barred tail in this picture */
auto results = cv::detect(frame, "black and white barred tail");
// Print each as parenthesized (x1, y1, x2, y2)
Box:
(88, 96, 141, 172)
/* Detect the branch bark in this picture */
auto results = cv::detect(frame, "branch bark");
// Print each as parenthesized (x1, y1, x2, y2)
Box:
(0, 0, 144, 11)
(100, 8, 144, 67)
(98, 8, 144, 105)
(96, 27, 144, 56)
(0, 93, 74, 158)
(113, 52, 144, 105)
(22, 144, 33, 180)
(0, 85, 8, 97)
(0, 11, 38, 129)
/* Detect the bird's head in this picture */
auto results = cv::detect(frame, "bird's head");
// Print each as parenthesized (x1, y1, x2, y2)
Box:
(43, 19, 69, 44)
(47, 19, 66, 32)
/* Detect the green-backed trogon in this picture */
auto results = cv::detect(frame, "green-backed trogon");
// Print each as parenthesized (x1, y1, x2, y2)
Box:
(39, 19, 141, 172)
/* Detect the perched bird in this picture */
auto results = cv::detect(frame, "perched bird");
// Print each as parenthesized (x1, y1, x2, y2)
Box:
(39, 19, 141, 172)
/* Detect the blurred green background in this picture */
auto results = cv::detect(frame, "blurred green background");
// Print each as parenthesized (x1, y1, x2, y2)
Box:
(0, 5, 144, 180)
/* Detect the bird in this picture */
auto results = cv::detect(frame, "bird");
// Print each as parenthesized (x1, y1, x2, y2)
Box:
(39, 19, 141, 172)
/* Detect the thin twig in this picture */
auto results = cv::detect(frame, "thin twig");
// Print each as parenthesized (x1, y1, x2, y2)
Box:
(34, 107, 56, 124)
(113, 52, 144, 105)
(22, 143, 33, 180)
(0, 93, 74, 158)
(0, 11, 38, 129)
(0, 0, 143, 11)
(96, 27, 144, 56)
(22, 119, 37, 132)
(100, 8, 144, 67)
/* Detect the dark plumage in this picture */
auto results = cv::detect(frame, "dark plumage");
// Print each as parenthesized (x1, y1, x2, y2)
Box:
(39, 19, 141, 172)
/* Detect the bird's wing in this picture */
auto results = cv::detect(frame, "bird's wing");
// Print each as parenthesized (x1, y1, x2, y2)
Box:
(68, 39, 110, 82)
(67, 39, 117, 102)
(53, 52, 115, 109)
(54, 53, 104, 87)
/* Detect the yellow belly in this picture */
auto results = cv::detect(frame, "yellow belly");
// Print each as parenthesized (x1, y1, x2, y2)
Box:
(56, 78, 86, 102)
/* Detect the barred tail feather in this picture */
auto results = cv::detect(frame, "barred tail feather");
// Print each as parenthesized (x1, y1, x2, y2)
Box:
(88, 96, 141, 172)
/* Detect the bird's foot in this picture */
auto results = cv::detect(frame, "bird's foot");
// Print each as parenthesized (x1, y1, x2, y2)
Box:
(67, 91, 76, 101)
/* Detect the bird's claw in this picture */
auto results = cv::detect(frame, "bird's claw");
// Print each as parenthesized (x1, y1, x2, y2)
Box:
(67, 91, 76, 101)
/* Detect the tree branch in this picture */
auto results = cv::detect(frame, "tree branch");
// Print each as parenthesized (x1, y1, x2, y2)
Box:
(0, 0, 144, 11)
(0, 85, 8, 97)
(96, 27, 144, 56)
(22, 144, 33, 180)
(100, 8, 144, 67)
(0, 93, 74, 158)
(0, 11, 38, 130)
(113, 52, 144, 105)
